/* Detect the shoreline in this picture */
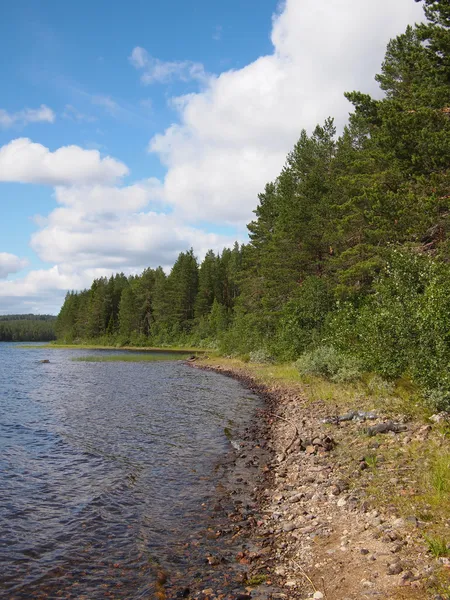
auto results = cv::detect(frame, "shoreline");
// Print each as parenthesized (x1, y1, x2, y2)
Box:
(18, 342, 204, 354)
(190, 357, 449, 600)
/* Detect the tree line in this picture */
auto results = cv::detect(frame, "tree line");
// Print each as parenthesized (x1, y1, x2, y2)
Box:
(0, 315, 56, 342)
(57, 0, 450, 408)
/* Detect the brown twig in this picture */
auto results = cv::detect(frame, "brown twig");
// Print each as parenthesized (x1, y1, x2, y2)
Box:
(290, 559, 316, 592)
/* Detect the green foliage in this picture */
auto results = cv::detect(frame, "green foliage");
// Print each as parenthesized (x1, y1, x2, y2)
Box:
(0, 315, 56, 342)
(425, 536, 449, 558)
(275, 276, 334, 360)
(295, 346, 363, 383)
(249, 348, 274, 364)
(56, 1, 450, 409)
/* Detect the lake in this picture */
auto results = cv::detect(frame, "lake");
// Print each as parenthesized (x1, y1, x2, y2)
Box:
(0, 343, 262, 598)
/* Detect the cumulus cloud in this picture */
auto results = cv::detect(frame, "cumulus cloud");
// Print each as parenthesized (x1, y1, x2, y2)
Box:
(0, 266, 97, 314)
(0, 0, 425, 314)
(0, 104, 55, 128)
(0, 138, 129, 186)
(129, 46, 208, 85)
(52, 179, 163, 213)
(31, 200, 235, 270)
(146, 0, 424, 224)
(0, 253, 28, 278)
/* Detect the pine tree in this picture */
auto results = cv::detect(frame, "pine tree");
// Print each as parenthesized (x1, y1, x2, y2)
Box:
(118, 283, 138, 341)
(195, 250, 217, 318)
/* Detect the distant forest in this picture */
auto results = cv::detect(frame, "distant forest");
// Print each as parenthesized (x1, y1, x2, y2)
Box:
(56, 0, 450, 409)
(0, 315, 56, 342)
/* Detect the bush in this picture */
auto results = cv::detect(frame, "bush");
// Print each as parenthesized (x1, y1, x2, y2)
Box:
(249, 348, 274, 363)
(295, 345, 363, 382)
(323, 251, 450, 404)
(424, 388, 450, 412)
(275, 276, 334, 360)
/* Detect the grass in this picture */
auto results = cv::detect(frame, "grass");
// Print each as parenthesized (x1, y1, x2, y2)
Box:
(425, 536, 449, 558)
(199, 356, 427, 419)
(429, 452, 450, 499)
(247, 574, 267, 586)
(72, 353, 190, 363)
(199, 354, 450, 590)
(364, 453, 379, 469)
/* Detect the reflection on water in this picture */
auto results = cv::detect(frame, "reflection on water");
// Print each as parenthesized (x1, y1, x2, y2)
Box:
(0, 344, 260, 598)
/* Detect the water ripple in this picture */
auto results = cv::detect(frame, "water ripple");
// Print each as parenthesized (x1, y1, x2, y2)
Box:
(0, 344, 260, 598)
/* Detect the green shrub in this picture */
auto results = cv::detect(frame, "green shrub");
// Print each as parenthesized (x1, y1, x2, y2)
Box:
(325, 251, 450, 406)
(275, 276, 334, 360)
(249, 348, 274, 363)
(295, 345, 363, 382)
(424, 388, 450, 412)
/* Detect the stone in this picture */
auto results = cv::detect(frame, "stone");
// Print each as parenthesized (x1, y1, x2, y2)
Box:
(313, 593, 324, 599)
(337, 497, 347, 507)
(360, 548, 370, 555)
(430, 412, 449, 424)
(289, 493, 303, 503)
(392, 518, 405, 529)
(388, 563, 403, 575)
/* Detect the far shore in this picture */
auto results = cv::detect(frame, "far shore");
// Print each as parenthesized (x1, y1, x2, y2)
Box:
(19, 342, 206, 354)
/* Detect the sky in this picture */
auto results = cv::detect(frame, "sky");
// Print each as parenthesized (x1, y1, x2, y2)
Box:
(0, 0, 425, 315)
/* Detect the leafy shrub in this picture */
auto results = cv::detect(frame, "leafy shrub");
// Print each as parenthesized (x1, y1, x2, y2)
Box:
(366, 374, 395, 396)
(325, 251, 450, 405)
(295, 345, 363, 382)
(275, 277, 334, 360)
(249, 348, 274, 363)
(424, 388, 450, 412)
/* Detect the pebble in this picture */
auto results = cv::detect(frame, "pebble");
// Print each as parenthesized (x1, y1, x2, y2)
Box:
(392, 518, 405, 529)
(387, 562, 404, 575)
(313, 592, 324, 599)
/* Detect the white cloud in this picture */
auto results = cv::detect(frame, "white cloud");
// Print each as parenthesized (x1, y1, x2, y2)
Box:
(146, 0, 424, 224)
(0, 266, 96, 314)
(52, 179, 163, 213)
(31, 190, 234, 270)
(0, 0, 426, 314)
(0, 253, 28, 278)
(0, 104, 55, 128)
(0, 138, 129, 186)
(129, 46, 208, 85)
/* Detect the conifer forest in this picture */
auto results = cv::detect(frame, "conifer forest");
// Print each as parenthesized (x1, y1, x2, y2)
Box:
(57, 0, 450, 409)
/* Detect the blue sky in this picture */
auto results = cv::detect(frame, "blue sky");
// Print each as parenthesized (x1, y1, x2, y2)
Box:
(0, 0, 424, 314)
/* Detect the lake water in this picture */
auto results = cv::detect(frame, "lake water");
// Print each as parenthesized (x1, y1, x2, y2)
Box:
(0, 344, 261, 598)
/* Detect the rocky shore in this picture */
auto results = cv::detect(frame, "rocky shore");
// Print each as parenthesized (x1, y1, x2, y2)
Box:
(182, 359, 449, 600)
